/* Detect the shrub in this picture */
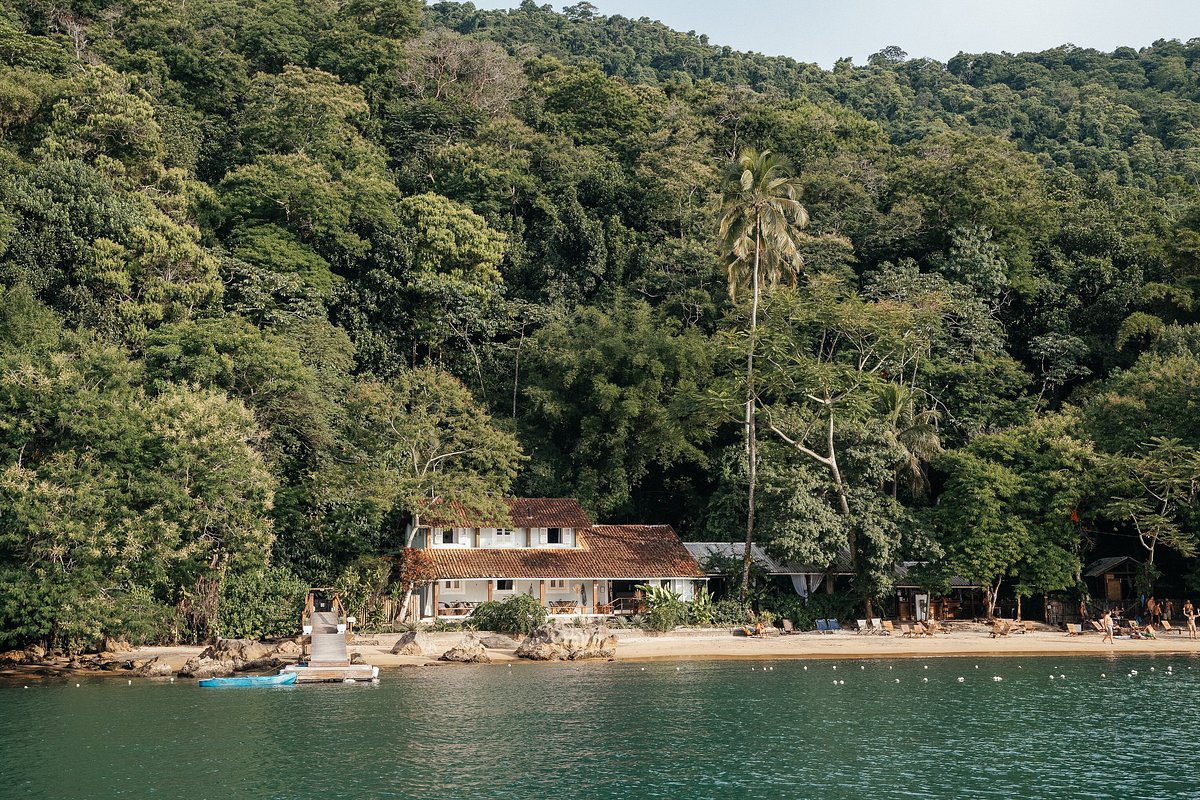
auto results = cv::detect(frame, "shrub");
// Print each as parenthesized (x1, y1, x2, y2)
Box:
(638, 583, 687, 631)
(218, 566, 307, 640)
(470, 594, 547, 634)
(711, 599, 753, 627)
(688, 585, 715, 626)
(764, 592, 857, 630)
(334, 556, 394, 631)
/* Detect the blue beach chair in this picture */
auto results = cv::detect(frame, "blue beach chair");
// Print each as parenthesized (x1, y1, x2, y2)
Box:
(827, 619, 841, 633)
(815, 619, 829, 634)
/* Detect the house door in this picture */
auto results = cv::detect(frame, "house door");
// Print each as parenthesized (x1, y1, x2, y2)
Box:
(1106, 574, 1122, 601)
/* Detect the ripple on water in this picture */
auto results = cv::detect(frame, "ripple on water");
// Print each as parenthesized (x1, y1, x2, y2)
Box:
(1, 656, 1198, 800)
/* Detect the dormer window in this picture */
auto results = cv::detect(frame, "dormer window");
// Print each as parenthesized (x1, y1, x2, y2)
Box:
(441, 530, 455, 545)
(546, 528, 562, 544)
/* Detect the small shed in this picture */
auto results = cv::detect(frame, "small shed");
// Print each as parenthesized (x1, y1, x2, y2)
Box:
(1084, 556, 1141, 601)
(890, 562, 982, 620)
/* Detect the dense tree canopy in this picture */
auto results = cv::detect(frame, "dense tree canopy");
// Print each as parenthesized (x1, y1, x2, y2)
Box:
(4, 0, 1200, 645)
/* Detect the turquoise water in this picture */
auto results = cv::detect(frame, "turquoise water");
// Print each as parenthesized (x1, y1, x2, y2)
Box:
(2, 655, 1198, 799)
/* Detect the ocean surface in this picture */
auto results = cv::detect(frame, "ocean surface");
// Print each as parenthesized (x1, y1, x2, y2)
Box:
(1, 655, 1197, 800)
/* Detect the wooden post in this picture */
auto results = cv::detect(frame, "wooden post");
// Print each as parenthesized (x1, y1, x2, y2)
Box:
(487, 580, 494, 602)
(474, 527, 480, 548)
(539, 579, 546, 610)
(591, 580, 598, 614)
(432, 581, 439, 621)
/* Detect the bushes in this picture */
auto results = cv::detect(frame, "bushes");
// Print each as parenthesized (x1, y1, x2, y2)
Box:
(711, 598, 753, 627)
(217, 566, 307, 639)
(688, 585, 715, 625)
(764, 592, 857, 630)
(470, 594, 546, 634)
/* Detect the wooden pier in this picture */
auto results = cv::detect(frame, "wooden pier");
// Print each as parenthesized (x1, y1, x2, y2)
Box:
(282, 590, 379, 683)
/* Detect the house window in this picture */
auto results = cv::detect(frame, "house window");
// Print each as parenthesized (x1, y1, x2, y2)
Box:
(546, 528, 562, 544)
(549, 579, 567, 590)
(441, 530, 455, 545)
(495, 579, 514, 592)
(495, 528, 513, 541)
(442, 580, 464, 594)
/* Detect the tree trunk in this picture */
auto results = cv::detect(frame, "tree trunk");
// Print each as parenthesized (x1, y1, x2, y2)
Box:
(739, 225, 761, 604)
(394, 513, 423, 623)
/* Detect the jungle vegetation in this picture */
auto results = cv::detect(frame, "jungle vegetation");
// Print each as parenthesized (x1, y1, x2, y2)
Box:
(2, 0, 1200, 647)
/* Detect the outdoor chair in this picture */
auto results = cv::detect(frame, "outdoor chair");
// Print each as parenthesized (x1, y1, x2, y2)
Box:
(989, 620, 1011, 638)
(827, 619, 842, 632)
(1010, 620, 1027, 634)
(899, 624, 914, 637)
(915, 621, 935, 637)
(855, 619, 871, 634)
(815, 619, 829, 634)
(1065, 623, 1082, 636)
(880, 620, 894, 635)
(1089, 620, 1105, 633)
(1160, 620, 1183, 635)
(781, 619, 798, 635)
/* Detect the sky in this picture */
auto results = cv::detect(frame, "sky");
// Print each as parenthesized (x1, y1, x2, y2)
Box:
(462, 0, 1200, 68)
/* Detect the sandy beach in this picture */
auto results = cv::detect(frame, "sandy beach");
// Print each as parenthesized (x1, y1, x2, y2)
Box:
(14, 623, 1187, 680)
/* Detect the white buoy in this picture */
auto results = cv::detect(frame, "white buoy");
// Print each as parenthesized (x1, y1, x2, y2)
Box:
(676, 667, 681, 671)
(803, 666, 807, 671)
(169, 677, 174, 682)
(894, 678, 900, 683)
(833, 665, 837, 670)
(1152, 667, 1156, 672)
(957, 677, 964, 683)
(1049, 675, 1055, 680)
(344, 679, 355, 684)
(127, 680, 131, 685)
(1101, 673, 1106, 678)
(889, 666, 893, 670)
(23, 686, 28, 689)
(992, 676, 1002, 682)
(922, 677, 928, 683)
(923, 665, 928, 669)
(75, 683, 80, 687)
(833, 680, 838, 685)
(1059, 674, 1065, 679)
(975, 665, 979, 669)
(838, 680, 844, 685)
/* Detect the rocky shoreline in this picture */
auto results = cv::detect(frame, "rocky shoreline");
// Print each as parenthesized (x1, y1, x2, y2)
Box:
(0, 623, 620, 682)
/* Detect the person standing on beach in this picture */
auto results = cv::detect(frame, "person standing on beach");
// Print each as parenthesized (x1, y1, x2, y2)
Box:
(1166, 599, 1175, 622)
(1185, 601, 1197, 640)
(1079, 600, 1089, 626)
(1101, 610, 1115, 644)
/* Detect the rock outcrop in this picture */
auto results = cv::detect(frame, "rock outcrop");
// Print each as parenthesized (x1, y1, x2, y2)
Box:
(515, 624, 617, 661)
(132, 657, 174, 677)
(479, 634, 520, 649)
(438, 634, 491, 664)
(390, 631, 432, 656)
(178, 638, 294, 677)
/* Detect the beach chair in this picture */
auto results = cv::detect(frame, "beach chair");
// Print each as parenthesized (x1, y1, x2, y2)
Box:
(1088, 620, 1105, 634)
(1010, 620, 1027, 634)
(781, 619, 798, 635)
(872, 619, 886, 635)
(1065, 623, 1082, 636)
(827, 619, 842, 633)
(881, 620, 895, 636)
(855, 619, 872, 635)
(1160, 620, 1183, 636)
(1022, 620, 1035, 634)
(815, 619, 829, 634)
(899, 624, 914, 637)
(916, 621, 935, 637)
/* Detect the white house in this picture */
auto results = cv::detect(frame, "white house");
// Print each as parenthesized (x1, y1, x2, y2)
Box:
(417, 498, 706, 619)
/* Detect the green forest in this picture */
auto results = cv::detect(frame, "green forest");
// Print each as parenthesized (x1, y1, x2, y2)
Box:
(3, 0, 1200, 649)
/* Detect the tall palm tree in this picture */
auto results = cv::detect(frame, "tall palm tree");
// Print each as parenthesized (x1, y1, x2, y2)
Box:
(717, 148, 809, 602)
(878, 384, 942, 499)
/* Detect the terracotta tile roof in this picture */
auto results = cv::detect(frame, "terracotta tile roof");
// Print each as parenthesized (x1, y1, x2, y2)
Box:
(428, 524, 706, 580)
(425, 497, 592, 529)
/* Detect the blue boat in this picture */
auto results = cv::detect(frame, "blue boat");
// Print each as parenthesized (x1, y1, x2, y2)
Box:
(197, 672, 297, 688)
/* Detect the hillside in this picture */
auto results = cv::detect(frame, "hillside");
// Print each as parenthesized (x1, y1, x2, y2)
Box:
(1, 0, 1199, 648)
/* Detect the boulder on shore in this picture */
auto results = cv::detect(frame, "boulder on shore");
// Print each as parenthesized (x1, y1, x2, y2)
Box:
(479, 634, 520, 650)
(132, 657, 174, 678)
(179, 639, 292, 677)
(390, 630, 431, 656)
(438, 634, 491, 664)
(516, 624, 617, 661)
